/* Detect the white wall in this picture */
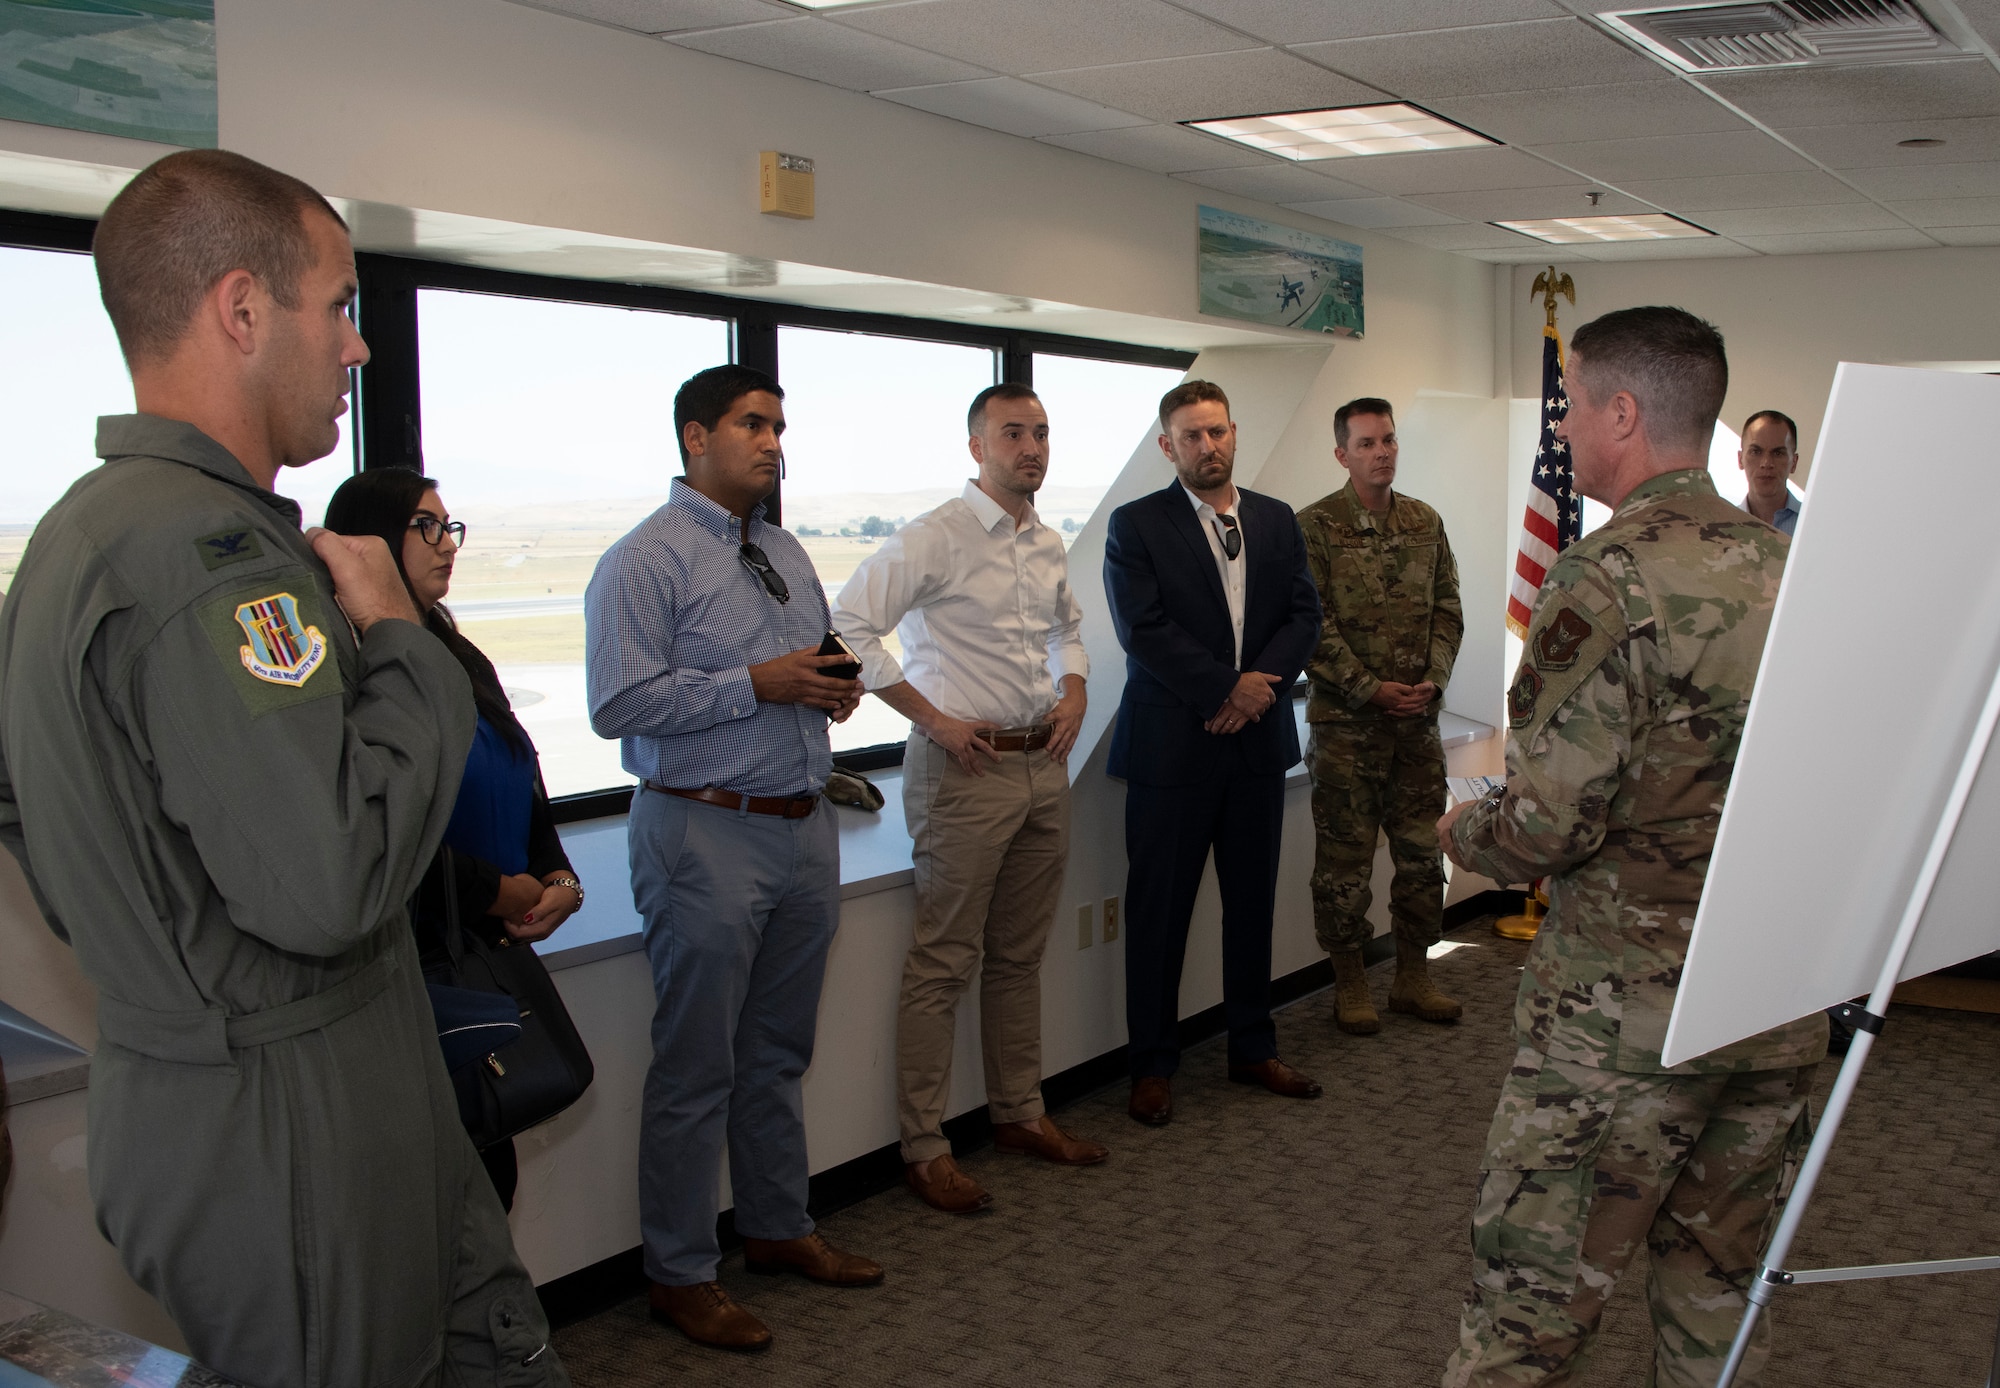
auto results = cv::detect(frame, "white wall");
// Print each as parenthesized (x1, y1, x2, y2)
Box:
(1510, 248, 2000, 478)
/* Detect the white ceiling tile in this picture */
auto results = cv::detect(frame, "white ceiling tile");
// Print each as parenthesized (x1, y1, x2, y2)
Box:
(1844, 161, 2000, 200)
(873, 77, 1150, 138)
(1699, 61, 2000, 130)
(1614, 171, 1866, 211)
(1566, 237, 1758, 260)
(1408, 185, 1653, 220)
(1173, 162, 1381, 202)
(1956, 0, 2000, 48)
(670, 18, 992, 90)
(1425, 81, 1748, 147)
(1782, 118, 2000, 171)
(510, 0, 793, 33)
(1025, 48, 1388, 123)
(1882, 196, 2000, 228)
(1167, 0, 1566, 46)
(1532, 130, 1812, 182)
(1293, 18, 1664, 99)
(1728, 228, 1940, 254)
(1389, 222, 1546, 250)
(1696, 203, 1908, 235)
(835, 0, 1252, 71)
(1926, 224, 2000, 246)
(1276, 196, 1463, 228)
(1037, 123, 1277, 173)
(1321, 145, 1578, 195)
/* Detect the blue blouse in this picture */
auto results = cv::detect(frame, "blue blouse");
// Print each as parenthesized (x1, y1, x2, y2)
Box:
(443, 716, 536, 876)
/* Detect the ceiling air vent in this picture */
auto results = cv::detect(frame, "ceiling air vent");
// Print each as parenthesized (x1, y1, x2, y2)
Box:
(1601, 0, 1956, 71)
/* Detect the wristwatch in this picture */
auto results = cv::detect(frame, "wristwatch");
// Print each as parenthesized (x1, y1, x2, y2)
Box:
(545, 875, 584, 909)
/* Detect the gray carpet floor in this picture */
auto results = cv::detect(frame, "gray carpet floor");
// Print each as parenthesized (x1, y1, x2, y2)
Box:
(553, 921, 2000, 1386)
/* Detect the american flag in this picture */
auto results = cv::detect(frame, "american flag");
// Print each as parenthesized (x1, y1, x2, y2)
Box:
(1505, 323, 1581, 638)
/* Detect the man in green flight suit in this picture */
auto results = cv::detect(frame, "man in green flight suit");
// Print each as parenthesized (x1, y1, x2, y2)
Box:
(0, 151, 568, 1386)
(1438, 307, 1827, 1387)
(1298, 397, 1465, 1036)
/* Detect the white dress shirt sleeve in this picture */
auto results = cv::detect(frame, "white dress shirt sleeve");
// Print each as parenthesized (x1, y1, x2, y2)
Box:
(830, 521, 947, 694)
(1046, 572, 1089, 691)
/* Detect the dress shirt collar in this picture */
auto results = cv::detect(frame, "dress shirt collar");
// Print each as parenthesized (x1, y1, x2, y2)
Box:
(961, 478, 1038, 535)
(1180, 480, 1239, 518)
(668, 476, 768, 542)
(1777, 488, 1803, 520)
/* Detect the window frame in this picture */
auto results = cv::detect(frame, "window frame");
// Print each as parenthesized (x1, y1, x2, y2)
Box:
(0, 220, 1195, 820)
(359, 255, 1193, 819)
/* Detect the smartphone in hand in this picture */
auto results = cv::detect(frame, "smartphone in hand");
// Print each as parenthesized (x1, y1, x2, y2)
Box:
(817, 630, 863, 682)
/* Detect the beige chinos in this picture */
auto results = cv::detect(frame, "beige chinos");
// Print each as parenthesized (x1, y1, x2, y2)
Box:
(897, 732, 1070, 1163)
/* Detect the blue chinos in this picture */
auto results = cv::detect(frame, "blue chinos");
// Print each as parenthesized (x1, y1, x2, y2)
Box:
(631, 787, 840, 1287)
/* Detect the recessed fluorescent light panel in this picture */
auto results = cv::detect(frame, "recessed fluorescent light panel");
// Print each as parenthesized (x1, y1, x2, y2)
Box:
(782, 0, 891, 8)
(1495, 213, 1713, 244)
(1185, 103, 1496, 162)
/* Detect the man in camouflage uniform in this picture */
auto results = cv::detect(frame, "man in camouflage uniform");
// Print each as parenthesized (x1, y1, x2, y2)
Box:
(1438, 307, 1827, 1387)
(1299, 397, 1464, 1036)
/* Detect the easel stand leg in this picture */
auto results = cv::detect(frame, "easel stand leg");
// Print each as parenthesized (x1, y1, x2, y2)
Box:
(1715, 654, 2000, 1388)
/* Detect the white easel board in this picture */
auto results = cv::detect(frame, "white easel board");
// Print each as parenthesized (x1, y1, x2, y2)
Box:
(1663, 363, 2000, 1067)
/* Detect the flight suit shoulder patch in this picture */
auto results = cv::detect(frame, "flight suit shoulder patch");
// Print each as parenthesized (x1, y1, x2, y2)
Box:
(198, 579, 342, 716)
(1510, 598, 1619, 736)
(194, 527, 264, 571)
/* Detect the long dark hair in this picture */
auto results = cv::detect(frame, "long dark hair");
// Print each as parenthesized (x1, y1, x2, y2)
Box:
(324, 468, 532, 759)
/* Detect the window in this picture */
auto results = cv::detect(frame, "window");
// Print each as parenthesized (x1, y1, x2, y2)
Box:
(776, 325, 999, 756)
(1029, 352, 1188, 544)
(414, 288, 732, 799)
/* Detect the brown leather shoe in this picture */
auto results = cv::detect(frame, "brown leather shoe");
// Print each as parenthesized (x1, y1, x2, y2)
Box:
(993, 1115, 1109, 1165)
(1227, 1057, 1323, 1099)
(741, 1231, 884, 1286)
(1128, 1075, 1172, 1126)
(905, 1153, 993, 1214)
(647, 1280, 771, 1352)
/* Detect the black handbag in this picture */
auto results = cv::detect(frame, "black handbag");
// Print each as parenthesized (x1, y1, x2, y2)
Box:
(423, 847, 595, 1149)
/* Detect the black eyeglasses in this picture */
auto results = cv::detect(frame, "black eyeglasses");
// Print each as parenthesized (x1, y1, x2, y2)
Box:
(409, 516, 467, 548)
(1216, 513, 1241, 561)
(739, 542, 790, 603)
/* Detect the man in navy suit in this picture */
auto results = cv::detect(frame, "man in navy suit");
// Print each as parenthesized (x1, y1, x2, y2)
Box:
(1104, 380, 1324, 1126)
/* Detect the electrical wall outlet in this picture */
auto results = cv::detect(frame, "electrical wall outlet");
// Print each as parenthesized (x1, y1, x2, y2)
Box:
(1077, 903, 1094, 950)
(1102, 895, 1120, 943)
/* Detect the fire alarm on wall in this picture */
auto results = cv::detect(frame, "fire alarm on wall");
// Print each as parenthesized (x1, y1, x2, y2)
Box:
(760, 151, 814, 219)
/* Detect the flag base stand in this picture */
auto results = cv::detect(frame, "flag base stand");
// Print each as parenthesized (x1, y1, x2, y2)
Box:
(1493, 887, 1544, 941)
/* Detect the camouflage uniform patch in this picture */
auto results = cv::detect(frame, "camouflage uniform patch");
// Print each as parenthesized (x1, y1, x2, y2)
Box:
(1297, 482, 1462, 956)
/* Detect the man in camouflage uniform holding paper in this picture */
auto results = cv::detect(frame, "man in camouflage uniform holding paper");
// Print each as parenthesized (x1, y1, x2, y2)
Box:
(1438, 307, 1827, 1387)
(1299, 398, 1464, 1036)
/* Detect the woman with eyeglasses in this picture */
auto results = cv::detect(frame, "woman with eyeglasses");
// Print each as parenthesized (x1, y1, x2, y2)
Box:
(325, 469, 583, 1210)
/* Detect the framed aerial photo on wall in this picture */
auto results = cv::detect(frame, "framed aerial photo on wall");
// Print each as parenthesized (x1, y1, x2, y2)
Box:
(1197, 204, 1363, 338)
(0, 1, 216, 149)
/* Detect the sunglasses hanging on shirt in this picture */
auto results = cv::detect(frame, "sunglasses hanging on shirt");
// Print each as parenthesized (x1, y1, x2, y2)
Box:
(739, 542, 791, 603)
(1216, 513, 1241, 560)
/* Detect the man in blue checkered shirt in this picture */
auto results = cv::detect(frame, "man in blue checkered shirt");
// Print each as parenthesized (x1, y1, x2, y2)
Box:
(585, 364, 881, 1353)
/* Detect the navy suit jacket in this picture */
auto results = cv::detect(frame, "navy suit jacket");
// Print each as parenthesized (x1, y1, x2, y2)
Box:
(1103, 482, 1322, 786)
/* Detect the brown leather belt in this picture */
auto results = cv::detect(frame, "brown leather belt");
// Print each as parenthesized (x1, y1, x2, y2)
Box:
(645, 782, 819, 818)
(975, 723, 1054, 753)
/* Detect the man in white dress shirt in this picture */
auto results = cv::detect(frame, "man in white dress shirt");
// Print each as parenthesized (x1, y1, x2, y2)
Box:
(832, 383, 1108, 1216)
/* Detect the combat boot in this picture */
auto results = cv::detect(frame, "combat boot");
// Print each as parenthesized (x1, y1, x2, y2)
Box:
(1330, 949, 1380, 1035)
(1387, 939, 1463, 1023)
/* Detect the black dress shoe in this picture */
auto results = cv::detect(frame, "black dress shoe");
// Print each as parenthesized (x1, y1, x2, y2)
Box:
(1128, 1075, 1172, 1126)
(1227, 1058, 1322, 1099)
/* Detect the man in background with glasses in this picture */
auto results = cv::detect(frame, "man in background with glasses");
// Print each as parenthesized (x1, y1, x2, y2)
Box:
(1298, 397, 1465, 1039)
(586, 364, 879, 1354)
(832, 382, 1105, 1219)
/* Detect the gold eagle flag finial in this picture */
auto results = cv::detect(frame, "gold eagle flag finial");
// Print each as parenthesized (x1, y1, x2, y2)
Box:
(1531, 267, 1576, 330)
